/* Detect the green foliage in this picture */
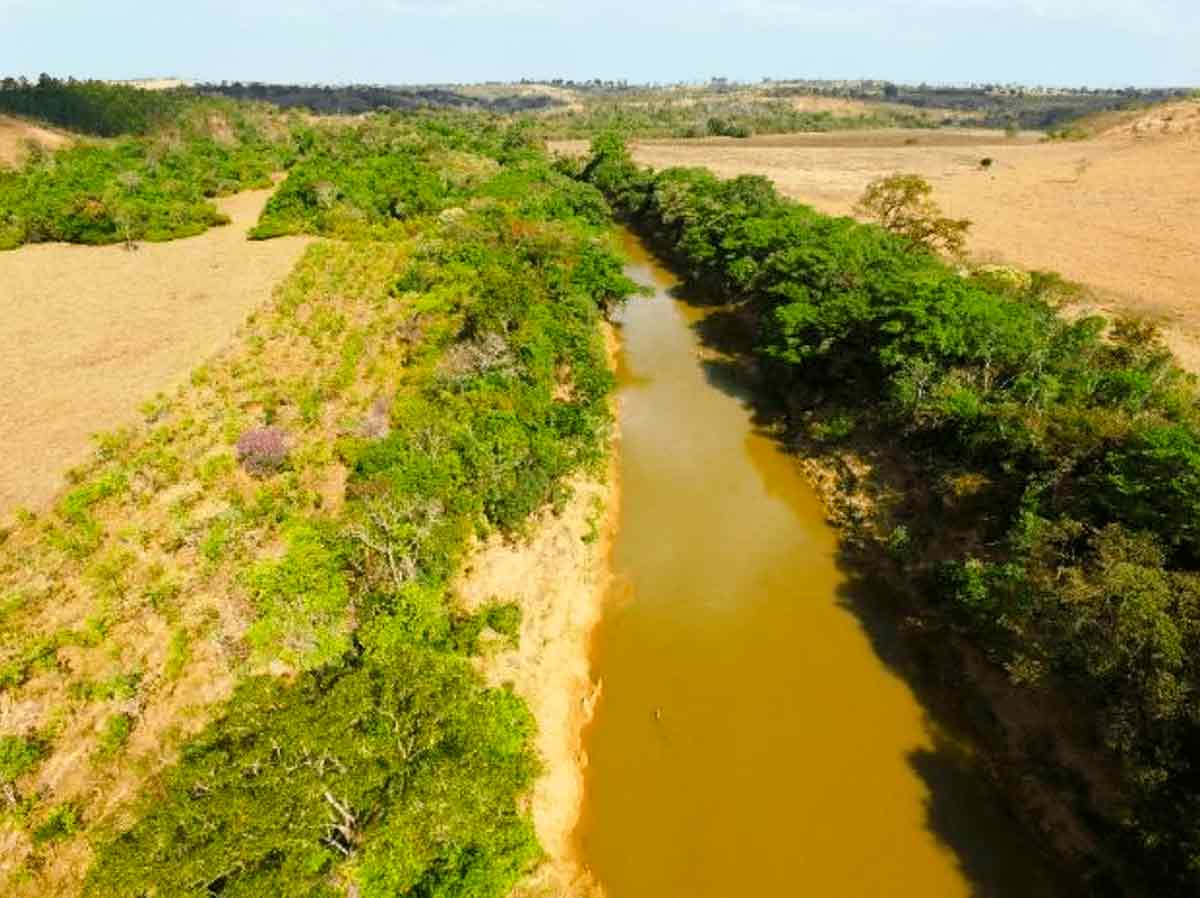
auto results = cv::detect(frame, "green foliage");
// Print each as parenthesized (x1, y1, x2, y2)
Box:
(199, 515, 235, 563)
(444, 602, 523, 655)
(251, 113, 518, 239)
(33, 802, 80, 843)
(537, 94, 932, 140)
(246, 522, 353, 672)
(252, 150, 449, 239)
(84, 118, 631, 898)
(85, 650, 538, 898)
(855, 173, 971, 256)
(1047, 125, 1091, 141)
(70, 671, 142, 703)
(59, 470, 127, 523)
(0, 734, 43, 784)
(0, 91, 284, 249)
(0, 75, 188, 136)
(583, 136, 1200, 894)
(705, 116, 752, 138)
(96, 714, 133, 757)
(0, 131, 278, 248)
(485, 603, 522, 642)
(163, 627, 190, 681)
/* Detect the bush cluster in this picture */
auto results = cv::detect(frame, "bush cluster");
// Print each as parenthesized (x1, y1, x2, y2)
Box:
(0, 129, 279, 249)
(249, 113, 551, 240)
(538, 96, 932, 140)
(83, 123, 636, 898)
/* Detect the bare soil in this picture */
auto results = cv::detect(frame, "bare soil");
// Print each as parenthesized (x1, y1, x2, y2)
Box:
(553, 109, 1200, 368)
(0, 189, 312, 519)
(458, 327, 619, 898)
(0, 114, 71, 167)
(458, 473, 613, 898)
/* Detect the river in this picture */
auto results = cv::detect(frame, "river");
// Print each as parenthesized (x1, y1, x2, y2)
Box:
(573, 232, 1064, 898)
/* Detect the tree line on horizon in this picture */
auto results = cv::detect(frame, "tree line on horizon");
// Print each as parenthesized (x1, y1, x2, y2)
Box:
(195, 81, 564, 116)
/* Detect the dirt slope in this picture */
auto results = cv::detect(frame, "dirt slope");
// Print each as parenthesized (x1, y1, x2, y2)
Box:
(1091, 98, 1200, 138)
(555, 122, 1200, 369)
(0, 114, 71, 167)
(458, 473, 613, 898)
(0, 190, 311, 519)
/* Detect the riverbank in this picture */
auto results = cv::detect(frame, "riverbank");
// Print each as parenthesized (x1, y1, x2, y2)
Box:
(784, 427, 1113, 890)
(459, 324, 620, 898)
(458, 472, 613, 898)
(1, 130, 638, 896)
(553, 119, 1200, 372)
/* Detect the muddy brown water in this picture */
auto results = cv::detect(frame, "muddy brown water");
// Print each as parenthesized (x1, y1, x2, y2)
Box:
(574, 233, 1064, 898)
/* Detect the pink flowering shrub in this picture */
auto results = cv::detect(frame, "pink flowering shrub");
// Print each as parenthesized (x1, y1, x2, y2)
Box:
(236, 426, 289, 476)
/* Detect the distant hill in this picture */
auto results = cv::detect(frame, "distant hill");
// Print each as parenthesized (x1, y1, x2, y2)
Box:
(1091, 97, 1200, 138)
(105, 78, 194, 91)
(196, 81, 566, 115)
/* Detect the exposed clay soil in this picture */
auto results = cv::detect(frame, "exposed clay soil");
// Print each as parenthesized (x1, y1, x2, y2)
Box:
(457, 328, 620, 898)
(552, 110, 1200, 368)
(0, 114, 71, 166)
(0, 190, 311, 519)
(457, 471, 614, 898)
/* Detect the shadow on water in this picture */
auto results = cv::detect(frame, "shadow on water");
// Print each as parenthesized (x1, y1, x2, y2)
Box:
(668, 281, 1073, 898)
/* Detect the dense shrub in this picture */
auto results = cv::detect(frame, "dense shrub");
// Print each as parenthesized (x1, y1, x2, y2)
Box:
(250, 113, 518, 239)
(538, 95, 932, 140)
(582, 134, 1200, 894)
(85, 651, 539, 898)
(82, 123, 636, 898)
(236, 426, 290, 475)
(0, 75, 188, 136)
(0, 129, 279, 249)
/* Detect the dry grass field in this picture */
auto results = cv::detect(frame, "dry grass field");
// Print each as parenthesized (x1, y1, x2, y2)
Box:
(0, 189, 311, 519)
(553, 100, 1200, 367)
(0, 113, 70, 166)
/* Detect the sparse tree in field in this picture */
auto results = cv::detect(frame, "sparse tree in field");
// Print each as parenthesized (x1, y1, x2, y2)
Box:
(855, 173, 971, 257)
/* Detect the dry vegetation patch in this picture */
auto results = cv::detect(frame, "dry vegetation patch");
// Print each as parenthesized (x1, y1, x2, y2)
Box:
(0, 114, 70, 167)
(0, 239, 421, 895)
(0, 187, 311, 519)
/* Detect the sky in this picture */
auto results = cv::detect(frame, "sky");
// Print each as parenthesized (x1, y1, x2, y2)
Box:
(1, 0, 1197, 87)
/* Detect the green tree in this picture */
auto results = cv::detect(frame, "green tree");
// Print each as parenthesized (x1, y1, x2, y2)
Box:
(855, 173, 971, 256)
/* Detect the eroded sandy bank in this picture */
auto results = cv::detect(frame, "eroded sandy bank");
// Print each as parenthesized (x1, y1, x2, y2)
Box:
(456, 470, 613, 897)
(455, 326, 620, 898)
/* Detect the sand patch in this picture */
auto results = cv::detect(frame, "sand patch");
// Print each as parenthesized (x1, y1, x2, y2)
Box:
(0, 188, 312, 519)
(1094, 98, 1200, 138)
(456, 328, 619, 898)
(457, 473, 612, 898)
(0, 114, 71, 167)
